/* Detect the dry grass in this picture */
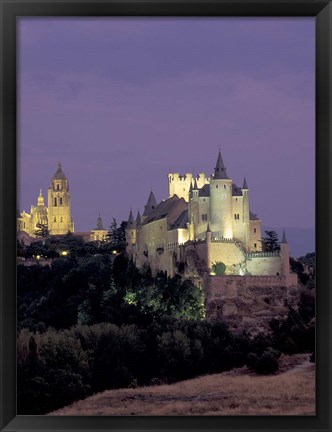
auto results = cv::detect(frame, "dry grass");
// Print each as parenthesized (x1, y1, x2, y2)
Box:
(49, 355, 315, 416)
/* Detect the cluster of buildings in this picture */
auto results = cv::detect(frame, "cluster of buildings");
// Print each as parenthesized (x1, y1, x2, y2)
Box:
(17, 151, 295, 286)
(17, 163, 107, 244)
(125, 150, 295, 286)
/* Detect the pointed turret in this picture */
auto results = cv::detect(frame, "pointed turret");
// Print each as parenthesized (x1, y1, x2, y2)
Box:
(143, 191, 158, 216)
(136, 210, 141, 227)
(213, 149, 228, 179)
(242, 177, 248, 189)
(127, 209, 136, 228)
(282, 229, 288, 244)
(95, 212, 104, 230)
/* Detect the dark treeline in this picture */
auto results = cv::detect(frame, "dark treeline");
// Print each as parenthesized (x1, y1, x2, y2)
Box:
(17, 236, 315, 414)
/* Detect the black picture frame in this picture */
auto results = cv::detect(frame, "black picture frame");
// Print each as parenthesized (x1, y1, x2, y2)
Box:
(1, 0, 331, 431)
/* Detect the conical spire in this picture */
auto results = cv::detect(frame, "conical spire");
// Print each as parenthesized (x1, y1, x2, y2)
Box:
(143, 190, 158, 216)
(95, 212, 104, 230)
(213, 149, 228, 179)
(128, 209, 135, 224)
(282, 229, 288, 244)
(136, 210, 141, 226)
(243, 177, 248, 189)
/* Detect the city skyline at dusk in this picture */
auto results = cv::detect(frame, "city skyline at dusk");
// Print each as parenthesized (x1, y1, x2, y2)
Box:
(18, 17, 315, 238)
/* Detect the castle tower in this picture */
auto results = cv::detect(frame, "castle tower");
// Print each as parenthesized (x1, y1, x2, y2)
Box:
(136, 210, 141, 227)
(47, 162, 73, 235)
(188, 179, 200, 240)
(125, 209, 136, 256)
(210, 149, 233, 239)
(142, 190, 158, 222)
(242, 177, 250, 250)
(280, 229, 290, 278)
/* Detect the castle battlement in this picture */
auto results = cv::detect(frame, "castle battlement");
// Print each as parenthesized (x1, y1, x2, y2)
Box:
(246, 251, 280, 259)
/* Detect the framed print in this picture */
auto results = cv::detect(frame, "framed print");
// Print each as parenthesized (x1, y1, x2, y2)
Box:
(1, 0, 331, 431)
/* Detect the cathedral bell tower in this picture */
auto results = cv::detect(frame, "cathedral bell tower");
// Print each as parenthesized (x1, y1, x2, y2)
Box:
(47, 162, 74, 235)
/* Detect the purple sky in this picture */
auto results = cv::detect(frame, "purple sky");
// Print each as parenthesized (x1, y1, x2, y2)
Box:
(18, 17, 315, 233)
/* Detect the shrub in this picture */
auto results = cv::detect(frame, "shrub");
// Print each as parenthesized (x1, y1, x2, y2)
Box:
(212, 261, 226, 275)
(254, 351, 279, 375)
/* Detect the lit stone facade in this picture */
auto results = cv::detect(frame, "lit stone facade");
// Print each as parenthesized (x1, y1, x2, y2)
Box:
(126, 150, 293, 285)
(17, 163, 74, 237)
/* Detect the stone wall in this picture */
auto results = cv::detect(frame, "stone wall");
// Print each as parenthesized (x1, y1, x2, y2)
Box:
(203, 274, 299, 335)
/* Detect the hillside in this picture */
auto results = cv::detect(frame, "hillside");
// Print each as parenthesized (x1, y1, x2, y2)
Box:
(50, 354, 315, 416)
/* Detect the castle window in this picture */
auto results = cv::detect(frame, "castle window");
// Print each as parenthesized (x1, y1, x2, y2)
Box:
(216, 185, 218, 189)
(60, 217, 63, 222)
(254, 228, 257, 233)
(224, 185, 226, 189)
(54, 197, 57, 206)
(60, 197, 63, 205)
(254, 243, 257, 248)
(57, 184, 60, 191)
(54, 217, 56, 222)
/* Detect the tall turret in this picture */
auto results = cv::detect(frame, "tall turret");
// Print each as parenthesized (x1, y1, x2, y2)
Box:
(242, 177, 250, 249)
(47, 162, 73, 235)
(188, 179, 200, 240)
(142, 191, 158, 222)
(136, 210, 141, 227)
(280, 229, 290, 277)
(210, 149, 233, 238)
(126, 209, 137, 256)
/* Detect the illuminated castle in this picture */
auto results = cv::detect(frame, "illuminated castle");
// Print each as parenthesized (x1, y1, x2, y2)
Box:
(17, 163, 74, 236)
(126, 150, 293, 284)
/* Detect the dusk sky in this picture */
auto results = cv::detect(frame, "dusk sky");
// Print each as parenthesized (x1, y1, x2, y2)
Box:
(18, 17, 315, 236)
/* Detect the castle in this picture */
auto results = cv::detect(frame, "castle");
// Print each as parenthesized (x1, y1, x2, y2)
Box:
(126, 150, 296, 286)
(17, 162, 107, 242)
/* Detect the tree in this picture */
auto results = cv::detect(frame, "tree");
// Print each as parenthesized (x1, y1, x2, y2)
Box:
(261, 230, 280, 252)
(107, 218, 126, 251)
(34, 223, 50, 238)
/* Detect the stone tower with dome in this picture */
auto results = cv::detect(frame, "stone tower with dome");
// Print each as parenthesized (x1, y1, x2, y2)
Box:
(17, 162, 74, 236)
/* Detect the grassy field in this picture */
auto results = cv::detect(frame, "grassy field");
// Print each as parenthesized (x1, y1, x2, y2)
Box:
(50, 354, 315, 416)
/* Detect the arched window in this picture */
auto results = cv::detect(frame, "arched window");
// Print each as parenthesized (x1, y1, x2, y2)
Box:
(60, 217, 63, 222)
(57, 184, 60, 191)
(54, 197, 57, 206)
(54, 217, 56, 222)
(59, 197, 63, 205)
